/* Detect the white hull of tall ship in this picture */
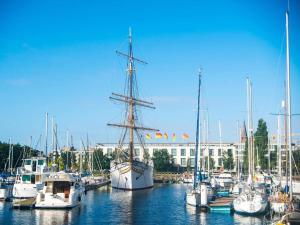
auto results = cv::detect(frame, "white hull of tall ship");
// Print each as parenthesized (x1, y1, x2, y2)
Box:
(110, 160, 153, 190)
(186, 190, 200, 207)
(233, 192, 268, 215)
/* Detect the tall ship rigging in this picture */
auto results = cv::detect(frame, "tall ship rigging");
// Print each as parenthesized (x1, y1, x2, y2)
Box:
(107, 28, 158, 190)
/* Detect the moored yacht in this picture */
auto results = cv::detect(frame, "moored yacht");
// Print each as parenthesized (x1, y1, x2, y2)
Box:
(35, 172, 84, 208)
(233, 188, 268, 215)
(0, 175, 14, 200)
(12, 157, 49, 202)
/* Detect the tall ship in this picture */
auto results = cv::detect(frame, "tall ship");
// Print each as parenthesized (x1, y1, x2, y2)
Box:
(108, 28, 158, 190)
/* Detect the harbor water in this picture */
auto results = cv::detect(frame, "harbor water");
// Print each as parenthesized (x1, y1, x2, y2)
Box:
(0, 184, 265, 225)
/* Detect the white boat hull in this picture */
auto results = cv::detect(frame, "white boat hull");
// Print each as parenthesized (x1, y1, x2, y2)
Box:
(110, 160, 153, 190)
(35, 193, 82, 209)
(233, 193, 268, 215)
(186, 191, 200, 207)
(0, 186, 13, 200)
(13, 183, 40, 199)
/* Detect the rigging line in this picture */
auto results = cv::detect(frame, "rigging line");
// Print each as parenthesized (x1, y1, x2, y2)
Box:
(135, 129, 147, 155)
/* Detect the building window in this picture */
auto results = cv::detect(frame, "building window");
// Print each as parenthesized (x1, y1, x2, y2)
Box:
(134, 148, 140, 156)
(190, 158, 195, 167)
(181, 149, 186, 156)
(171, 148, 177, 156)
(181, 158, 187, 166)
(107, 148, 113, 155)
(218, 149, 221, 156)
(209, 149, 213, 156)
(228, 149, 232, 155)
(218, 158, 222, 166)
(190, 149, 195, 157)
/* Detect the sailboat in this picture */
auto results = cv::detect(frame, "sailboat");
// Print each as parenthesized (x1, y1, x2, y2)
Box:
(233, 78, 268, 215)
(108, 28, 158, 190)
(186, 70, 208, 207)
(0, 139, 14, 200)
(270, 8, 294, 216)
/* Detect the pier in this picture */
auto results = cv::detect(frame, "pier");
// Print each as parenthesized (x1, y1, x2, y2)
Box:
(154, 172, 184, 183)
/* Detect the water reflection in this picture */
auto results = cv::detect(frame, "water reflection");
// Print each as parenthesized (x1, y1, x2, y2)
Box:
(233, 213, 264, 225)
(0, 184, 269, 225)
(35, 207, 81, 225)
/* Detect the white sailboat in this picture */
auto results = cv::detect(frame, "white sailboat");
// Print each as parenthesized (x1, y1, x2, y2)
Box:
(0, 139, 14, 200)
(35, 172, 84, 208)
(270, 8, 294, 215)
(233, 78, 268, 215)
(186, 70, 208, 207)
(108, 28, 157, 190)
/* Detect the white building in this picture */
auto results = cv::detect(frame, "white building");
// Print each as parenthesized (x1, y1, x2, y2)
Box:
(95, 142, 244, 170)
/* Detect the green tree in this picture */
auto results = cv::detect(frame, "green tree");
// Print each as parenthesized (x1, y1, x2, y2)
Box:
(152, 149, 174, 172)
(186, 157, 192, 172)
(93, 149, 114, 171)
(205, 156, 215, 171)
(254, 119, 268, 170)
(0, 142, 40, 172)
(60, 149, 77, 171)
(243, 138, 249, 173)
(223, 150, 234, 170)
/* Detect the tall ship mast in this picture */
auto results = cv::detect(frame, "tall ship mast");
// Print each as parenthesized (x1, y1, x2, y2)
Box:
(108, 28, 158, 190)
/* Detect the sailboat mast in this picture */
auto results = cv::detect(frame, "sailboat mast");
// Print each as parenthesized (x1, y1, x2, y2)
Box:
(45, 113, 48, 164)
(218, 120, 223, 168)
(206, 113, 210, 177)
(246, 77, 253, 179)
(128, 28, 134, 163)
(277, 114, 282, 181)
(236, 121, 240, 181)
(285, 10, 293, 199)
(193, 69, 201, 190)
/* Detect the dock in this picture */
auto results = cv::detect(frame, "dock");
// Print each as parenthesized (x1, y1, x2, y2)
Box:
(208, 196, 234, 213)
(154, 172, 183, 183)
(84, 180, 111, 191)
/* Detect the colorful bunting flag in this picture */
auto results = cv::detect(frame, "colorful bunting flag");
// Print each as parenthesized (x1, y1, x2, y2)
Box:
(164, 133, 168, 139)
(145, 134, 151, 140)
(155, 132, 162, 139)
(182, 133, 189, 140)
(172, 133, 176, 141)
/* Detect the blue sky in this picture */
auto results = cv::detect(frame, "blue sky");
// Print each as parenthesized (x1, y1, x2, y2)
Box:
(0, 0, 299, 149)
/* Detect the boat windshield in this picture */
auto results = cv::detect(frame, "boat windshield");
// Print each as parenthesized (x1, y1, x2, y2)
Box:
(46, 181, 71, 194)
(24, 160, 31, 165)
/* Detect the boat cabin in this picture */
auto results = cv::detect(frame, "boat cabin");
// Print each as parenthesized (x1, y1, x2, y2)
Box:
(23, 157, 47, 173)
